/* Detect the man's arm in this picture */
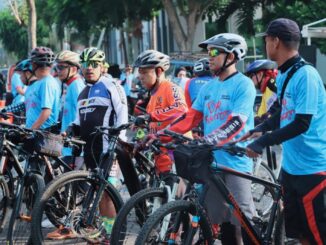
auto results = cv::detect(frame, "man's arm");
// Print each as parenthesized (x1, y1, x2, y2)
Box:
(31, 108, 52, 129)
(248, 113, 312, 154)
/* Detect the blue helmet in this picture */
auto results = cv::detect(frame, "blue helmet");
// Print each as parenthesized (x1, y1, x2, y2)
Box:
(246, 59, 277, 75)
(15, 59, 33, 72)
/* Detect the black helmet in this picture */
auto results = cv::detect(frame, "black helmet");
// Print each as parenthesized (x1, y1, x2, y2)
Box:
(30, 46, 55, 66)
(193, 58, 211, 77)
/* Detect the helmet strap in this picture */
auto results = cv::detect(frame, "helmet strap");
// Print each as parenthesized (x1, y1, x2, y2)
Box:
(213, 53, 236, 77)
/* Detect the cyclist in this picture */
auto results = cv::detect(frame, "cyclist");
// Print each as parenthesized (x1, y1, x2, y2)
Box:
(67, 47, 128, 242)
(241, 18, 326, 244)
(1, 47, 61, 130)
(133, 49, 188, 174)
(245, 59, 279, 125)
(168, 33, 256, 244)
(184, 58, 213, 137)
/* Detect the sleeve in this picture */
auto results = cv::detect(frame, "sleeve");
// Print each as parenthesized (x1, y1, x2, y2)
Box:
(184, 79, 192, 108)
(150, 84, 188, 122)
(110, 82, 129, 127)
(294, 68, 318, 115)
(40, 78, 55, 109)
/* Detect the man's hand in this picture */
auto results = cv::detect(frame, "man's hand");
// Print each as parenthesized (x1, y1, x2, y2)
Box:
(237, 131, 263, 142)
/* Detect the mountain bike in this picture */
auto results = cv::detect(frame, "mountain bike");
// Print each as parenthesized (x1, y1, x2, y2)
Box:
(136, 131, 287, 245)
(31, 123, 131, 244)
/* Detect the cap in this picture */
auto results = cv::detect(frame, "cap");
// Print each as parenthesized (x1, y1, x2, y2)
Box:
(257, 18, 301, 41)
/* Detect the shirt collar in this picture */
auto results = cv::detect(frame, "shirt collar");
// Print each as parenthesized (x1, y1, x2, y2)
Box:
(279, 54, 301, 73)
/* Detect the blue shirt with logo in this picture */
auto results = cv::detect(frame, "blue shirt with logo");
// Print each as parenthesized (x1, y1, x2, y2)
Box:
(24, 75, 61, 129)
(61, 77, 85, 156)
(11, 72, 25, 104)
(192, 72, 256, 173)
(277, 62, 326, 175)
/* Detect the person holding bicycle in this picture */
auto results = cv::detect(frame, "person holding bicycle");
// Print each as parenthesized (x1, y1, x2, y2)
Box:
(168, 33, 256, 244)
(133, 49, 188, 175)
(67, 47, 128, 242)
(245, 59, 279, 125)
(241, 18, 326, 244)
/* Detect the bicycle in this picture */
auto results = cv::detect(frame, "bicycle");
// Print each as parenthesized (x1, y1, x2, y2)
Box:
(135, 130, 287, 245)
(31, 123, 131, 244)
(0, 118, 85, 244)
(110, 135, 186, 245)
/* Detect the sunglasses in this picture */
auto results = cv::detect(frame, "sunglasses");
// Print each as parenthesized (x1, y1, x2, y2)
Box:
(81, 61, 101, 69)
(208, 49, 224, 57)
(55, 64, 70, 72)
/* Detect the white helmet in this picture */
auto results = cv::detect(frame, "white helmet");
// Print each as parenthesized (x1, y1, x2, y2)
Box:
(56, 50, 80, 67)
(134, 50, 170, 71)
(199, 33, 247, 61)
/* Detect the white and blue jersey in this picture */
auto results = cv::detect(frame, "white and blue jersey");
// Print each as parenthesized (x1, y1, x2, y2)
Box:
(11, 72, 25, 104)
(277, 61, 326, 175)
(192, 72, 256, 173)
(24, 75, 61, 129)
(61, 76, 85, 156)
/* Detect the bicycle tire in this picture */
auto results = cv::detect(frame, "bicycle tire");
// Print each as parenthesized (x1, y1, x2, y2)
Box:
(110, 187, 167, 244)
(135, 200, 214, 245)
(31, 170, 124, 245)
(7, 173, 45, 245)
(0, 176, 10, 233)
(252, 161, 276, 219)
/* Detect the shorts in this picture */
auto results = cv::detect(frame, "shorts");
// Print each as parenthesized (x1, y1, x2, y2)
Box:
(281, 170, 326, 244)
(203, 171, 256, 226)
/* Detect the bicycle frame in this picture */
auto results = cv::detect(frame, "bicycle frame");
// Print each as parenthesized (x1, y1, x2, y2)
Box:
(209, 165, 282, 245)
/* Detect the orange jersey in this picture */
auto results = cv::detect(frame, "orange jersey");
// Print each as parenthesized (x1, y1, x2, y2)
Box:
(146, 80, 188, 133)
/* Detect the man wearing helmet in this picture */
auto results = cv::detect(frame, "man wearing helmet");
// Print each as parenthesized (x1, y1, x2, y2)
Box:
(169, 33, 256, 244)
(67, 47, 128, 242)
(134, 49, 188, 174)
(1, 47, 61, 130)
(246, 59, 279, 125)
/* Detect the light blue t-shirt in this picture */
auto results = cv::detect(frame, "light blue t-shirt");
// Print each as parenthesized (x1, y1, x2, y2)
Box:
(61, 77, 85, 156)
(11, 72, 25, 104)
(277, 62, 326, 175)
(24, 75, 61, 129)
(192, 72, 256, 173)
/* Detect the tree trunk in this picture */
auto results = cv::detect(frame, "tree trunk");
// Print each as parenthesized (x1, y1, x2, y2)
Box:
(26, 0, 37, 50)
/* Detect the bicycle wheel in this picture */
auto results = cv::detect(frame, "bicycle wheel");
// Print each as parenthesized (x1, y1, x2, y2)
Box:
(135, 200, 214, 245)
(0, 176, 10, 233)
(252, 162, 276, 219)
(31, 170, 124, 245)
(110, 187, 167, 244)
(274, 209, 300, 245)
(7, 173, 45, 245)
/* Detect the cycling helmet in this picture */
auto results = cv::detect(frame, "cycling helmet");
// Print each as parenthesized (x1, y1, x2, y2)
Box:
(80, 47, 105, 62)
(55, 50, 80, 68)
(245, 59, 278, 75)
(30, 46, 55, 66)
(193, 58, 211, 76)
(199, 33, 247, 61)
(15, 59, 33, 72)
(134, 50, 170, 71)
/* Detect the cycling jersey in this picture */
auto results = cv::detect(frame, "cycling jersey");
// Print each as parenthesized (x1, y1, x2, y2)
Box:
(277, 58, 326, 175)
(11, 72, 25, 104)
(74, 76, 128, 156)
(61, 75, 85, 156)
(146, 80, 188, 133)
(24, 75, 61, 129)
(192, 72, 256, 173)
(184, 76, 213, 107)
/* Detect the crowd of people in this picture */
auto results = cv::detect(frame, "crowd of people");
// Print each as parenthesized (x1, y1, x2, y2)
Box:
(0, 17, 325, 245)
